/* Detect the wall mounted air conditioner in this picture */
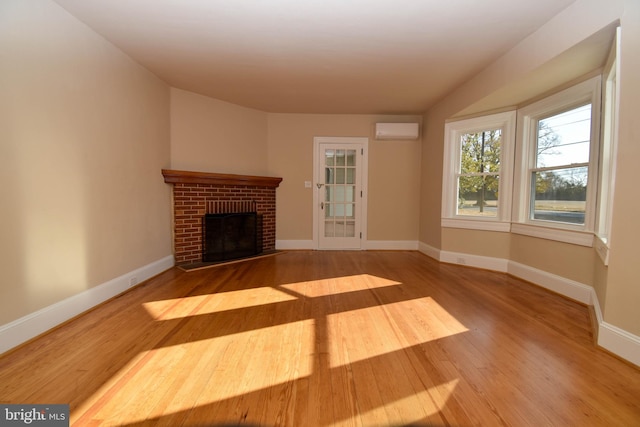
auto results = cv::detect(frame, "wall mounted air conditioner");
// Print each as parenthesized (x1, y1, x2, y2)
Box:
(375, 123, 419, 140)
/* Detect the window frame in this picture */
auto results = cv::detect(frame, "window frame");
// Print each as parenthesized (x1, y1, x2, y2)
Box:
(512, 76, 602, 246)
(442, 110, 516, 232)
(595, 27, 620, 264)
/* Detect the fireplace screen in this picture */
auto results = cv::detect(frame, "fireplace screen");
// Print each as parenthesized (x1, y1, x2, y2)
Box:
(203, 212, 263, 262)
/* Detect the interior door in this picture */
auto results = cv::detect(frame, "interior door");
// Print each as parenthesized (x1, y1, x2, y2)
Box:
(315, 138, 367, 249)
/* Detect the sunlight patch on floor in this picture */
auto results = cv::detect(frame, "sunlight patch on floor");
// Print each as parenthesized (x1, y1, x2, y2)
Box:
(70, 350, 153, 424)
(328, 297, 468, 367)
(142, 286, 298, 319)
(83, 317, 316, 425)
(279, 274, 401, 298)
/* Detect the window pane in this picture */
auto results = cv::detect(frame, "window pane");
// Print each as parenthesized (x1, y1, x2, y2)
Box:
(325, 150, 334, 166)
(460, 130, 501, 174)
(325, 168, 334, 184)
(345, 220, 355, 237)
(457, 175, 499, 217)
(324, 220, 334, 237)
(346, 150, 356, 166)
(346, 185, 355, 202)
(537, 104, 591, 168)
(346, 203, 355, 219)
(325, 203, 333, 218)
(336, 150, 346, 166)
(326, 220, 356, 238)
(346, 168, 355, 184)
(531, 166, 587, 224)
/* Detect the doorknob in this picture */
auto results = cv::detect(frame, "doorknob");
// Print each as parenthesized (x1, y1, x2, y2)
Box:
(317, 183, 324, 189)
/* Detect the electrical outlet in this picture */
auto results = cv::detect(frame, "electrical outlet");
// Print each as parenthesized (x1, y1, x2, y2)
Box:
(129, 277, 138, 287)
(456, 257, 466, 265)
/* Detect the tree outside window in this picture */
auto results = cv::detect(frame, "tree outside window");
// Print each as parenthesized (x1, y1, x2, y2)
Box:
(457, 129, 501, 217)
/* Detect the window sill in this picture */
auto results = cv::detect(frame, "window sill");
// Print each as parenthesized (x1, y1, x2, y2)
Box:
(511, 223, 593, 247)
(442, 218, 511, 232)
(442, 219, 599, 248)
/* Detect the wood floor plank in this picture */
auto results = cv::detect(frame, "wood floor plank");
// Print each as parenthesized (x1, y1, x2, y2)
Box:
(0, 250, 639, 426)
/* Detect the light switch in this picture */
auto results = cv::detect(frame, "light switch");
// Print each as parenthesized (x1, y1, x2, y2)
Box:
(304, 181, 312, 188)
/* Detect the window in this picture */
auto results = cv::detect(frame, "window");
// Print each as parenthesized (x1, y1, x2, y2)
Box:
(442, 111, 516, 231)
(530, 104, 592, 225)
(513, 76, 601, 245)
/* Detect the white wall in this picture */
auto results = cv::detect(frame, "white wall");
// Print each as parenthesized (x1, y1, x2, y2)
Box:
(0, 0, 172, 337)
(170, 88, 269, 176)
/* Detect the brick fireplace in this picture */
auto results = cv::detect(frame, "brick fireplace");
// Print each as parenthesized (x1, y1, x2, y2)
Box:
(162, 169, 282, 266)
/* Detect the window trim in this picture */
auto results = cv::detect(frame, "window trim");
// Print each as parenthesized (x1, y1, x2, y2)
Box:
(512, 76, 602, 244)
(595, 27, 620, 265)
(442, 110, 516, 232)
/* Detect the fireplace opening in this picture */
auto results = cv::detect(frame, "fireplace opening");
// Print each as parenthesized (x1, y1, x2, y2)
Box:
(203, 208, 263, 263)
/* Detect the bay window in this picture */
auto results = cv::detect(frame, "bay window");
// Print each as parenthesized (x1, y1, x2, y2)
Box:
(442, 76, 604, 246)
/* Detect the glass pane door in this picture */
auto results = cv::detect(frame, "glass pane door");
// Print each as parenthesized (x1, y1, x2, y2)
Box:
(324, 149, 357, 238)
(318, 142, 363, 249)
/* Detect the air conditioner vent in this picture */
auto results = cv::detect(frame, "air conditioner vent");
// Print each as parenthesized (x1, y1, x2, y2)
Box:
(375, 123, 419, 140)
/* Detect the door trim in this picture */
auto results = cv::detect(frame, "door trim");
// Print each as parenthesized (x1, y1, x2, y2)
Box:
(313, 136, 368, 250)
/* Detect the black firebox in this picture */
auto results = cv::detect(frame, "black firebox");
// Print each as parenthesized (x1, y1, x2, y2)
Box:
(203, 212, 263, 262)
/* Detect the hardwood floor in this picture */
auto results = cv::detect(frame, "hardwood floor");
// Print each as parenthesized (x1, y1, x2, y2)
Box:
(1, 251, 638, 426)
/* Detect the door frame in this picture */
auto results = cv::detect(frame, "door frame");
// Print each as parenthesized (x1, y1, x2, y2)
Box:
(313, 136, 368, 250)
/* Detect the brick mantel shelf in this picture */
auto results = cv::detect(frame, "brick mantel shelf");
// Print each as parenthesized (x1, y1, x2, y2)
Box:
(162, 169, 282, 188)
(162, 169, 282, 266)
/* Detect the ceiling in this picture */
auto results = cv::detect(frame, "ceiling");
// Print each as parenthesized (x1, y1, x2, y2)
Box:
(456, 23, 616, 118)
(54, 0, 582, 114)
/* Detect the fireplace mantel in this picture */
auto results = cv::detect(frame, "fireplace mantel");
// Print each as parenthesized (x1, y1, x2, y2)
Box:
(162, 169, 282, 188)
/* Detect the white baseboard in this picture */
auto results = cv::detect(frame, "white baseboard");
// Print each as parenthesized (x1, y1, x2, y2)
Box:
(510, 261, 639, 366)
(598, 321, 640, 367)
(418, 241, 440, 260)
(276, 240, 314, 250)
(276, 240, 419, 251)
(0, 255, 174, 355)
(590, 289, 640, 367)
(419, 242, 510, 273)
(507, 260, 593, 304)
(422, 242, 639, 367)
(365, 240, 419, 250)
(420, 243, 591, 303)
(441, 250, 509, 272)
